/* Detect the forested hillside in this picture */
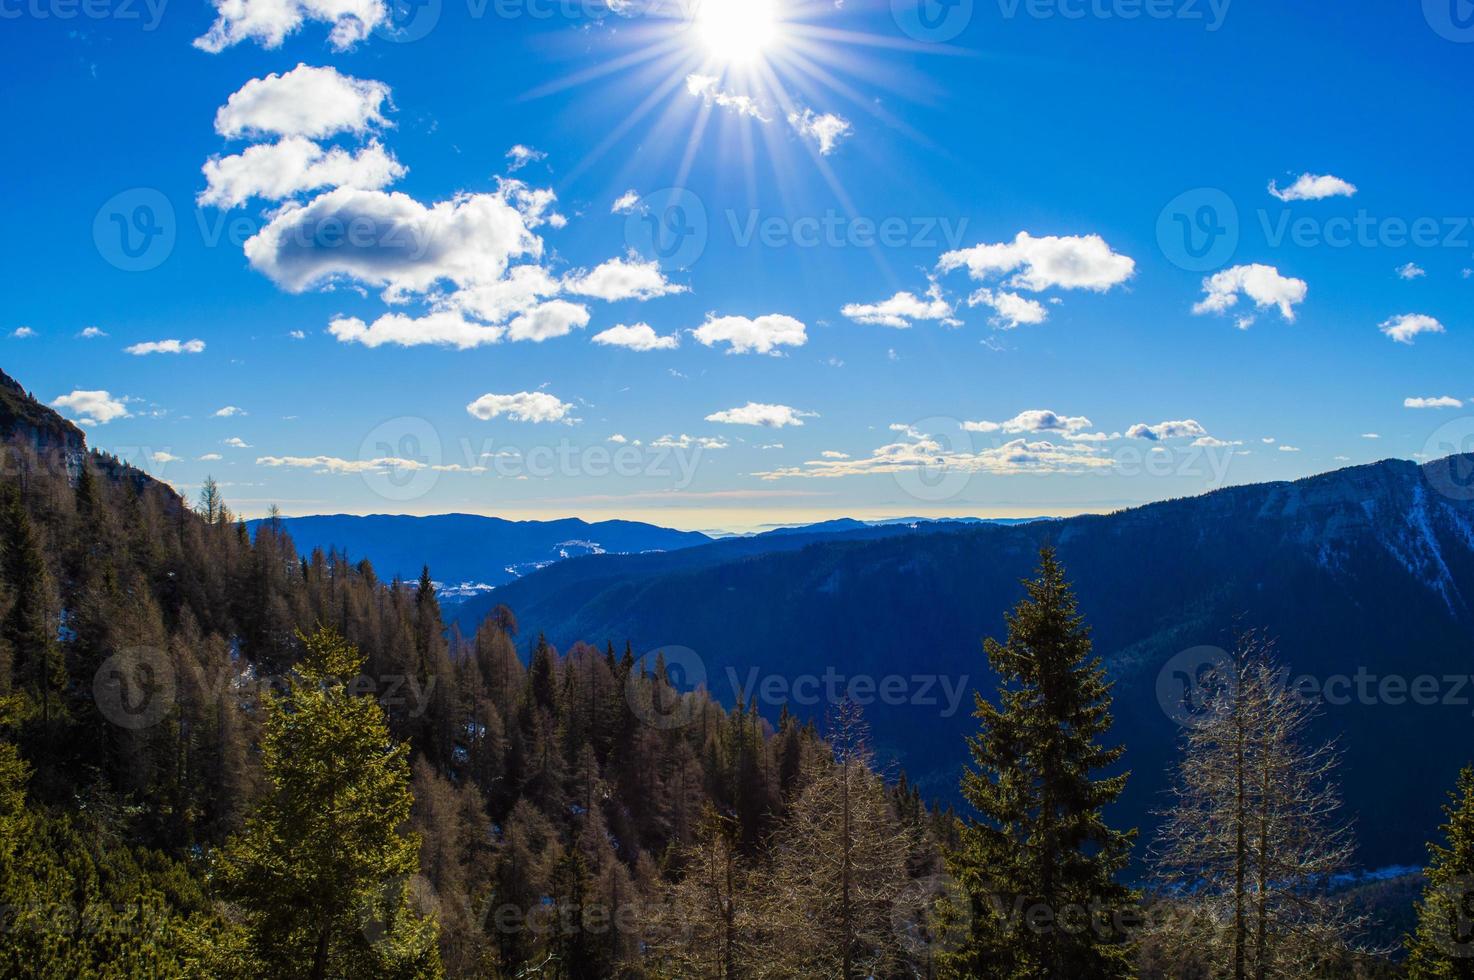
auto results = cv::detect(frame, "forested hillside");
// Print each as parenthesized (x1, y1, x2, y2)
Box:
(472, 456, 1474, 869)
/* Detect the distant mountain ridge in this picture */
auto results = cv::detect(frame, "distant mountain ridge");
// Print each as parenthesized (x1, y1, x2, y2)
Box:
(247, 514, 713, 596)
(458, 455, 1474, 868)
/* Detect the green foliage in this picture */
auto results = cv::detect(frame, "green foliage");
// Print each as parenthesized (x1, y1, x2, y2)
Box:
(215, 627, 441, 979)
(941, 547, 1138, 979)
(1408, 765, 1474, 977)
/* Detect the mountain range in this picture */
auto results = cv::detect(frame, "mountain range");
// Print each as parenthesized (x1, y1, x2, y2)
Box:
(454, 456, 1474, 869)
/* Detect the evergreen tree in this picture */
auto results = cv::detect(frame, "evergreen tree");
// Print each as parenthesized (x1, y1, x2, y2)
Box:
(216, 627, 441, 979)
(941, 547, 1136, 979)
(0, 485, 63, 726)
(1408, 766, 1474, 977)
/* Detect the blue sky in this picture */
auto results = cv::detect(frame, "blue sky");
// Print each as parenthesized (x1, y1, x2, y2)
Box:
(4, 0, 1473, 531)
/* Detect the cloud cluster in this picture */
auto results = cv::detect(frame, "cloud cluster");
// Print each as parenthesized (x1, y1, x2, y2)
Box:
(1405, 396, 1463, 409)
(841, 288, 956, 329)
(51, 390, 129, 426)
(692, 314, 808, 355)
(1379, 313, 1445, 345)
(1193, 264, 1307, 325)
(705, 402, 815, 428)
(466, 391, 577, 424)
(591, 323, 680, 351)
(195, 0, 386, 52)
(686, 74, 769, 121)
(214, 65, 391, 140)
(1267, 173, 1357, 202)
(126, 339, 206, 355)
(939, 232, 1135, 328)
(788, 109, 852, 155)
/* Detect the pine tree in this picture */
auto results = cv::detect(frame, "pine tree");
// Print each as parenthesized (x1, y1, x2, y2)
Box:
(1408, 766, 1474, 977)
(216, 627, 441, 979)
(0, 485, 63, 727)
(941, 547, 1136, 979)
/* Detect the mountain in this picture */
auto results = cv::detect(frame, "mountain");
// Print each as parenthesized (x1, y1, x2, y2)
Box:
(247, 513, 712, 599)
(459, 456, 1474, 868)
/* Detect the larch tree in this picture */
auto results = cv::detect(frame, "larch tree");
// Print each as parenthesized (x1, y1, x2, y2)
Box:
(215, 627, 441, 980)
(1407, 765, 1474, 977)
(1150, 631, 1361, 979)
(942, 547, 1137, 979)
(760, 699, 918, 980)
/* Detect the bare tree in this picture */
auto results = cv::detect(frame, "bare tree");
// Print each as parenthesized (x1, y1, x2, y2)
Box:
(1149, 632, 1363, 979)
(647, 806, 754, 980)
(757, 699, 920, 980)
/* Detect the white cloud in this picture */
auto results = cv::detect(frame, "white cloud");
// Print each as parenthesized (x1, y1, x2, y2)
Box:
(964, 410, 1093, 435)
(244, 186, 542, 296)
(1127, 419, 1208, 441)
(591, 322, 680, 351)
(126, 339, 206, 355)
(607, 434, 628, 444)
(1362, 433, 1380, 439)
(966, 288, 1049, 329)
(562, 255, 687, 302)
(1278, 445, 1301, 453)
(788, 108, 852, 155)
(505, 301, 591, 343)
(214, 65, 391, 139)
(940, 231, 1136, 293)
(1405, 396, 1463, 409)
(224, 437, 252, 448)
(692, 313, 807, 355)
(196, 0, 385, 50)
(151, 451, 181, 463)
(705, 402, 816, 428)
(200, 137, 404, 208)
(1267, 173, 1357, 202)
(198, 453, 224, 461)
(757, 427, 1115, 481)
(51, 390, 129, 425)
(257, 454, 487, 475)
(466, 391, 577, 424)
(1380, 313, 1445, 345)
(611, 190, 641, 215)
(505, 145, 546, 172)
(289, 330, 307, 339)
(841, 288, 955, 329)
(1193, 264, 1307, 323)
(821, 450, 849, 459)
(685, 74, 768, 120)
(78, 327, 107, 338)
(329, 311, 507, 349)
(652, 434, 728, 450)
(1397, 262, 1427, 280)
(214, 406, 247, 417)
(10, 327, 35, 339)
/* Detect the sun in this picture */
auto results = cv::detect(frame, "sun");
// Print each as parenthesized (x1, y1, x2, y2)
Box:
(691, 0, 782, 65)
